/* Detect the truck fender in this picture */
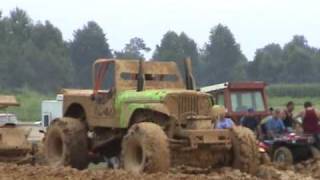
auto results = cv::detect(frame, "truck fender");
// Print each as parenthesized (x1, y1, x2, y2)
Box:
(120, 103, 170, 128)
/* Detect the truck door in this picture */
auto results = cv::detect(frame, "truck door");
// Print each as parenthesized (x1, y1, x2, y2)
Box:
(92, 61, 115, 122)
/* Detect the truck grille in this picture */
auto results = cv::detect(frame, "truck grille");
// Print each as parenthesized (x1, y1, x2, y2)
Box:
(165, 93, 211, 122)
(177, 95, 199, 119)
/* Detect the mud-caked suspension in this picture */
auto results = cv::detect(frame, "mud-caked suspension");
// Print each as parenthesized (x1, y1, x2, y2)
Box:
(169, 126, 259, 174)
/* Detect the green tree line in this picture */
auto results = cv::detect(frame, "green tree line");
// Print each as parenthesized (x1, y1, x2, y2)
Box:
(1, 8, 320, 93)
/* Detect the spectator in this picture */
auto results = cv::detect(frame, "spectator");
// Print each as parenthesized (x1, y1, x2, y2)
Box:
(283, 101, 295, 129)
(258, 107, 274, 139)
(241, 108, 259, 132)
(215, 107, 234, 129)
(296, 102, 320, 148)
(266, 108, 286, 138)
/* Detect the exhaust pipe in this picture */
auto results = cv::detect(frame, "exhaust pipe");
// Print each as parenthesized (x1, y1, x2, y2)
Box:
(137, 59, 145, 92)
(184, 57, 196, 90)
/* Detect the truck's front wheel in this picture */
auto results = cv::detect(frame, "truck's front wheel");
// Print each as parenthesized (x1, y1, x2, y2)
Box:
(44, 117, 88, 169)
(121, 122, 170, 173)
(231, 126, 259, 174)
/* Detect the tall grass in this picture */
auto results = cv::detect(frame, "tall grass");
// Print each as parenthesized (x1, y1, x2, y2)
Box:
(267, 84, 320, 112)
(0, 88, 53, 121)
(268, 96, 320, 112)
(267, 84, 320, 97)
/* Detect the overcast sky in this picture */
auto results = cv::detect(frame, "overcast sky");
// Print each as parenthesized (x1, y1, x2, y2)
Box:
(1, 0, 319, 60)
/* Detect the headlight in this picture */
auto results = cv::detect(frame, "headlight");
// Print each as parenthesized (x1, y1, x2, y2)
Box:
(258, 147, 266, 153)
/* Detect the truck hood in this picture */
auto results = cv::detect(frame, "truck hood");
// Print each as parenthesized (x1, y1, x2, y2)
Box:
(116, 90, 170, 103)
(116, 89, 210, 104)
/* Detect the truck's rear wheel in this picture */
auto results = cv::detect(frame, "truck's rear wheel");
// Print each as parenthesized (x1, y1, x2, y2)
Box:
(44, 117, 88, 169)
(121, 122, 170, 173)
(231, 126, 259, 174)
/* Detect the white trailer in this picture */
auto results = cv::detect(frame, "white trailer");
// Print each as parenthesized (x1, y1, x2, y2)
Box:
(41, 94, 63, 128)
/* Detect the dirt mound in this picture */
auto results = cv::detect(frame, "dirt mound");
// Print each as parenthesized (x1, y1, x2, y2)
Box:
(294, 159, 320, 179)
(255, 158, 320, 180)
(1, 160, 320, 180)
(0, 163, 258, 180)
(256, 165, 313, 180)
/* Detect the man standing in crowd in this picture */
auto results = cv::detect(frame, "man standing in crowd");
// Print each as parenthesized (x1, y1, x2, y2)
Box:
(258, 107, 274, 139)
(296, 101, 320, 148)
(241, 108, 259, 132)
(283, 101, 295, 130)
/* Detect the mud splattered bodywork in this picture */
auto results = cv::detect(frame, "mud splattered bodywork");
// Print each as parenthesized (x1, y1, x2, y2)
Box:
(46, 59, 259, 174)
(62, 59, 212, 130)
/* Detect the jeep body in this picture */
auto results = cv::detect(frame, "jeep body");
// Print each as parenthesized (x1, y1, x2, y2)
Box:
(61, 59, 229, 161)
(63, 59, 213, 128)
(46, 59, 259, 173)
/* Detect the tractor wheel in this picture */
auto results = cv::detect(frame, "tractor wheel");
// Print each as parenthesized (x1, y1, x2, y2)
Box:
(121, 122, 170, 173)
(273, 146, 293, 165)
(44, 117, 88, 169)
(231, 126, 259, 174)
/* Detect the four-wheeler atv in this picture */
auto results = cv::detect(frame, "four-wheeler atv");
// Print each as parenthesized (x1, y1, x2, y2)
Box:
(259, 132, 320, 165)
(44, 58, 259, 174)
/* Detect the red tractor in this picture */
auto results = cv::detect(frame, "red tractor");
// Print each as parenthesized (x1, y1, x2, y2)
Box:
(201, 81, 270, 123)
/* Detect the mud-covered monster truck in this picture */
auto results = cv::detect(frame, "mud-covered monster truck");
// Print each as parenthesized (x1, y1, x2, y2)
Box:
(44, 58, 259, 174)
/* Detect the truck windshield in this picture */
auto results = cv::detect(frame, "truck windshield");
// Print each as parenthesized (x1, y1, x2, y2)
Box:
(116, 60, 185, 90)
(230, 91, 265, 112)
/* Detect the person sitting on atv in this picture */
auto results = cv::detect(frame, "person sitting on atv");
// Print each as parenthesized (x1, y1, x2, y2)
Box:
(265, 108, 286, 138)
(257, 107, 273, 139)
(283, 101, 295, 131)
(295, 101, 320, 148)
(240, 108, 259, 132)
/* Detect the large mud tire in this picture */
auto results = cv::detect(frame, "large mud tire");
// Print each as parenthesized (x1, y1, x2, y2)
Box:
(310, 146, 320, 160)
(231, 126, 259, 174)
(273, 146, 293, 165)
(121, 122, 170, 173)
(44, 117, 88, 169)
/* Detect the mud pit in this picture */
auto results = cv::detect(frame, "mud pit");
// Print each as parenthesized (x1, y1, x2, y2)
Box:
(1, 160, 320, 180)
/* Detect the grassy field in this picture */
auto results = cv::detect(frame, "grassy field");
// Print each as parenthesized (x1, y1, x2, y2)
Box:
(267, 84, 320, 97)
(269, 96, 320, 112)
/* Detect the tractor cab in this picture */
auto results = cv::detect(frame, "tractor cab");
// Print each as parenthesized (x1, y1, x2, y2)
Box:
(201, 82, 269, 123)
